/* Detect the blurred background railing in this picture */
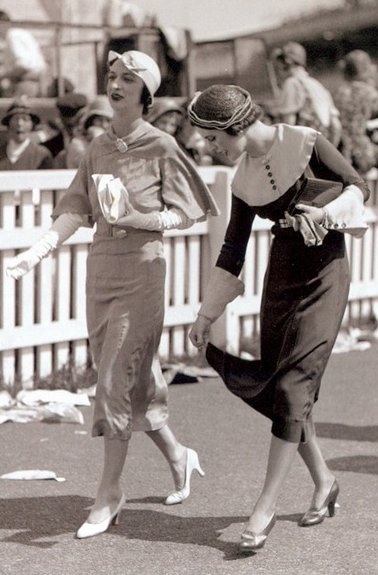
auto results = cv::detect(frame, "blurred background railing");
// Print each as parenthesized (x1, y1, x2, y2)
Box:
(1, 167, 377, 387)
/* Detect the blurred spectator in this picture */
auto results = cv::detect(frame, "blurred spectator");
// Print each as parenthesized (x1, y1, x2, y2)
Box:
(0, 10, 47, 97)
(65, 95, 113, 169)
(0, 96, 53, 170)
(270, 42, 341, 146)
(334, 50, 378, 175)
(175, 100, 214, 166)
(46, 76, 75, 98)
(146, 96, 184, 136)
(42, 93, 88, 165)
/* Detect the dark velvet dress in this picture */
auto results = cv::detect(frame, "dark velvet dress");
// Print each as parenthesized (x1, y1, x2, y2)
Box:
(206, 130, 370, 443)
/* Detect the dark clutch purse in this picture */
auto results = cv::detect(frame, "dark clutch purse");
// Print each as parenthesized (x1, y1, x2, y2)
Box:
(289, 177, 343, 215)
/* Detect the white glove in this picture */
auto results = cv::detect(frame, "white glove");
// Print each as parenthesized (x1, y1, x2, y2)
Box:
(6, 213, 82, 280)
(321, 185, 368, 237)
(197, 266, 245, 322)
(117, 207, 191, 231)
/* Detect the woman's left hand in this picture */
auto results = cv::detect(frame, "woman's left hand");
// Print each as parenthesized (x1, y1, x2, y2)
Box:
(295, 203, 324, 224)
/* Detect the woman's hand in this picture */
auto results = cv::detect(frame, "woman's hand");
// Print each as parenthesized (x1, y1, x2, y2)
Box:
(295, 203, 324, 224)
(189, 314, 212, 351)
(6, 249, 42, 279)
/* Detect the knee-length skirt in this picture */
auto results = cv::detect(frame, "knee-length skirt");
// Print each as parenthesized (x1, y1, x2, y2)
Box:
(206, 228, 350, 443)
(86, 230, 168, 440)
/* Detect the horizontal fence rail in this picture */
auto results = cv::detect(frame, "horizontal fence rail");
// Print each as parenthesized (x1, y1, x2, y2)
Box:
(0, 168, 377, 386)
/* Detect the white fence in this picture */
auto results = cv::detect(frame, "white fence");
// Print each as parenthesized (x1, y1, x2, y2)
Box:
(1, 168, 377, 387)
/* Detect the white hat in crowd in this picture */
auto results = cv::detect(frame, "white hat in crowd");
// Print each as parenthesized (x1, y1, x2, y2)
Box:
(108, 50, 161, 102)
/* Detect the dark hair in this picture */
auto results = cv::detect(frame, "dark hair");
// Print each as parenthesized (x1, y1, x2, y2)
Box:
(141, 85, 152, 115)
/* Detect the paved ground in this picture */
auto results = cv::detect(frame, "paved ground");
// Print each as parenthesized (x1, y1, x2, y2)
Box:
(0, 344, 377, 575)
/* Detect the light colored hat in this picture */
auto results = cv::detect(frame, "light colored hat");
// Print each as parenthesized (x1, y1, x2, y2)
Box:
(108, 50, 161, 102)
(147, 97, 184, 124)
(81, 95, 113, 130)
(273, 42, 307, 67)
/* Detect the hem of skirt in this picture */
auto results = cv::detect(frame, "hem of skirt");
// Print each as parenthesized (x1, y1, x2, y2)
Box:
(271, 416, 315, 444)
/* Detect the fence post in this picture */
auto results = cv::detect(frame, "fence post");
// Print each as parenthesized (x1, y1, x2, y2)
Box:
(205, 167, 240, 352)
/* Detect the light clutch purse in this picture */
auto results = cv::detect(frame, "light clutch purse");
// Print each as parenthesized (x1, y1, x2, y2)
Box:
(92, 174, 130, 223)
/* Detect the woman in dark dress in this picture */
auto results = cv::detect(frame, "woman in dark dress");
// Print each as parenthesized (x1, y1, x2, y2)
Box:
(188, 85, 370, 553)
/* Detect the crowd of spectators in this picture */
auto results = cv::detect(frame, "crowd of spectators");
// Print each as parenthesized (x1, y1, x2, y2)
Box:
(0, 34, 377, 176)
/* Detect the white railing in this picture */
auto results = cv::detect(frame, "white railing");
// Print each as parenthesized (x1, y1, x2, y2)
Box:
(1, 168, 377, 386)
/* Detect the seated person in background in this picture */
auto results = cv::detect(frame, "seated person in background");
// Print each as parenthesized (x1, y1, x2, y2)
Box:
(269, 42, 341, 147)
(65, 95, 113, 168)
(0, 10, 47, 97)
(334, 50, 378, 175)
(0, 96, 53, 170)
(146, 96, 184, 137)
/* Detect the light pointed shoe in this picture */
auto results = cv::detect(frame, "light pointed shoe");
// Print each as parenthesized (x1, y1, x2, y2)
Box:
(76, 493, 126, 539)
(164, 448, 205, 505)
(298, 479, 340, 527)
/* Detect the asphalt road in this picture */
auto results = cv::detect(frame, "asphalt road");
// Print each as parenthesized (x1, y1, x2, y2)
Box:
(0, 345, 377, 575)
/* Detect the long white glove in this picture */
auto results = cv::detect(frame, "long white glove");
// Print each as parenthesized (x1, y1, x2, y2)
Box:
(6, 212, 83, 280)
(117, 206, 192, 231)
(197, 266, 245, 322)
(296, 184, 368, 239)
(321, 185, 368, 237)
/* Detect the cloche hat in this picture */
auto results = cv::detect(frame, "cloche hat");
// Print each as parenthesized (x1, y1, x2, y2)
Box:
(108, 50, 161, 103)
(1, 97, 40, 126)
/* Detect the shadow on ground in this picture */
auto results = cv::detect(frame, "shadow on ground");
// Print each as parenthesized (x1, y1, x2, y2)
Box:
(327, 455, 378, 475)
(0, 495, 299, 561)
(316, 422, 378, 442)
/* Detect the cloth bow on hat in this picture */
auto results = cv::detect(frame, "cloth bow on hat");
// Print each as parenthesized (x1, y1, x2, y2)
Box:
(92, 174, 130, 224)
(107, 50, 161, 102)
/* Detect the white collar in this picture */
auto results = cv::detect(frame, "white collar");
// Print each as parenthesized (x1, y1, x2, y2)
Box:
(232, 124, 318, 206)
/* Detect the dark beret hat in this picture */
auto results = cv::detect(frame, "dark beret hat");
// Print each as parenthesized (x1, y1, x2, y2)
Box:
(56, 93, 88, 117)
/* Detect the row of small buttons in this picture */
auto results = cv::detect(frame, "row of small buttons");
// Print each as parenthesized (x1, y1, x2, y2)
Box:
(264, 160, 278, 191)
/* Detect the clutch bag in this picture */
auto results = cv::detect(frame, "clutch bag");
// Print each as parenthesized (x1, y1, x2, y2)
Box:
(291, 177, 343, 212)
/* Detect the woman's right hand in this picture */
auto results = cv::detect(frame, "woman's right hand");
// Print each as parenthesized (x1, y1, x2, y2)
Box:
(6, 249, 42, 280)
(189, 314, 212, 351)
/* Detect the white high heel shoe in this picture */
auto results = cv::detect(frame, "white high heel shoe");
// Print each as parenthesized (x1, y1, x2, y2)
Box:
(165, 448, 205, 505)
(76, 493, 126, 539)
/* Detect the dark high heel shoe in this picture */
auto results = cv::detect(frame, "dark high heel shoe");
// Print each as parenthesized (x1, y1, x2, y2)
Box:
(298, 479, 339, 527)
(239, 513, 276, 554)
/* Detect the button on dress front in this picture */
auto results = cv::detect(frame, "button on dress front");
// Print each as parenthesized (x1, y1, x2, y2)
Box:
(53, 121, 218, 440)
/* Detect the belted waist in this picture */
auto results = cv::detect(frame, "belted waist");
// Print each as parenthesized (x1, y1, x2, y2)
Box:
(95, 220, 162, 238)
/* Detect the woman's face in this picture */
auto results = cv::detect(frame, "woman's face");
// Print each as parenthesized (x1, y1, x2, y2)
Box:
(107, 59, 145, 116)
(198, 127, 247, 162)
(8, 113, 34, 143)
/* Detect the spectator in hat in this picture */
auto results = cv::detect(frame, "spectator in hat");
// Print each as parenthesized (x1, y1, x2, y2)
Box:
(146, 96, 184, 137)
(0, 96, 53, 170)
(65, 95, 114, 168)
(41, 92, 88, 165)
(334, 50, 378, 174)
(0, 10, 47, 97)
(270, 42, 341, 147)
